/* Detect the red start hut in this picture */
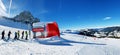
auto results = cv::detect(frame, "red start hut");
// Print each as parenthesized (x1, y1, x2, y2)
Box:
(32, 22, 60, 38)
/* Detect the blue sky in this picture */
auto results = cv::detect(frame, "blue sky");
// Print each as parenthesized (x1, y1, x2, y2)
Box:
(3, 0, 120, 30)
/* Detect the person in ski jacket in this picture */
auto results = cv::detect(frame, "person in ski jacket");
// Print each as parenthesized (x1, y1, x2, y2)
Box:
(25, 31, 28, 40)
(1, 30, 5, 39)
(17, 30, 20, 40)
(14, 32, 17, 40)
(21, 31, 24, 39)
(7, 31, 11, 40)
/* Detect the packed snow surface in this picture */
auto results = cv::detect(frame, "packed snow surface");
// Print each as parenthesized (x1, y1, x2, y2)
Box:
(0, 25, 120, 55)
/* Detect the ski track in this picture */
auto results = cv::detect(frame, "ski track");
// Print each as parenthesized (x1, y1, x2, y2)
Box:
(76, 38, 120, 55)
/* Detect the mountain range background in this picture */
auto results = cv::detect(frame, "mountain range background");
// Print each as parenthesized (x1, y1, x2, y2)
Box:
(63, 26, 120, 38)
(0, 11, 40, 29)
(4, 11, 40, 24)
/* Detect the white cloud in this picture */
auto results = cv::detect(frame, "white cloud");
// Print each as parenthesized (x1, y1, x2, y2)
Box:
(8, 0, 12, 17)
(103, 17, 111, 20)
(0, 0, 8, 17)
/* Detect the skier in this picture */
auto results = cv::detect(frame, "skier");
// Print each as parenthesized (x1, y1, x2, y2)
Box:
(17, 30, 20, 40)
(7, 31, 11, 40)
(14, 32, 17, 40)
(25, 31, 28, 40)
(33, 32, 36, 38)
(1, 30, 5, 40)
(21, 31, 24, 39)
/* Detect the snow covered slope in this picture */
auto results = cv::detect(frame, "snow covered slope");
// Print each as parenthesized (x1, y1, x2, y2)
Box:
(0, 25, 120, 55)
(0, 18, 28, 29)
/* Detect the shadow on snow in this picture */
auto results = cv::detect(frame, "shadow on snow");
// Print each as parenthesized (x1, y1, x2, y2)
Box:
(34, 37, 106, 46)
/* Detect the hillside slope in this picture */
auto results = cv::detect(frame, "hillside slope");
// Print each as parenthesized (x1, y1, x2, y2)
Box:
(0, 18, 28, 29)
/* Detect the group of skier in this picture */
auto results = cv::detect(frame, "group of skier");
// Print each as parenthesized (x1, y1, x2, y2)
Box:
(1, 30, 29, 41)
